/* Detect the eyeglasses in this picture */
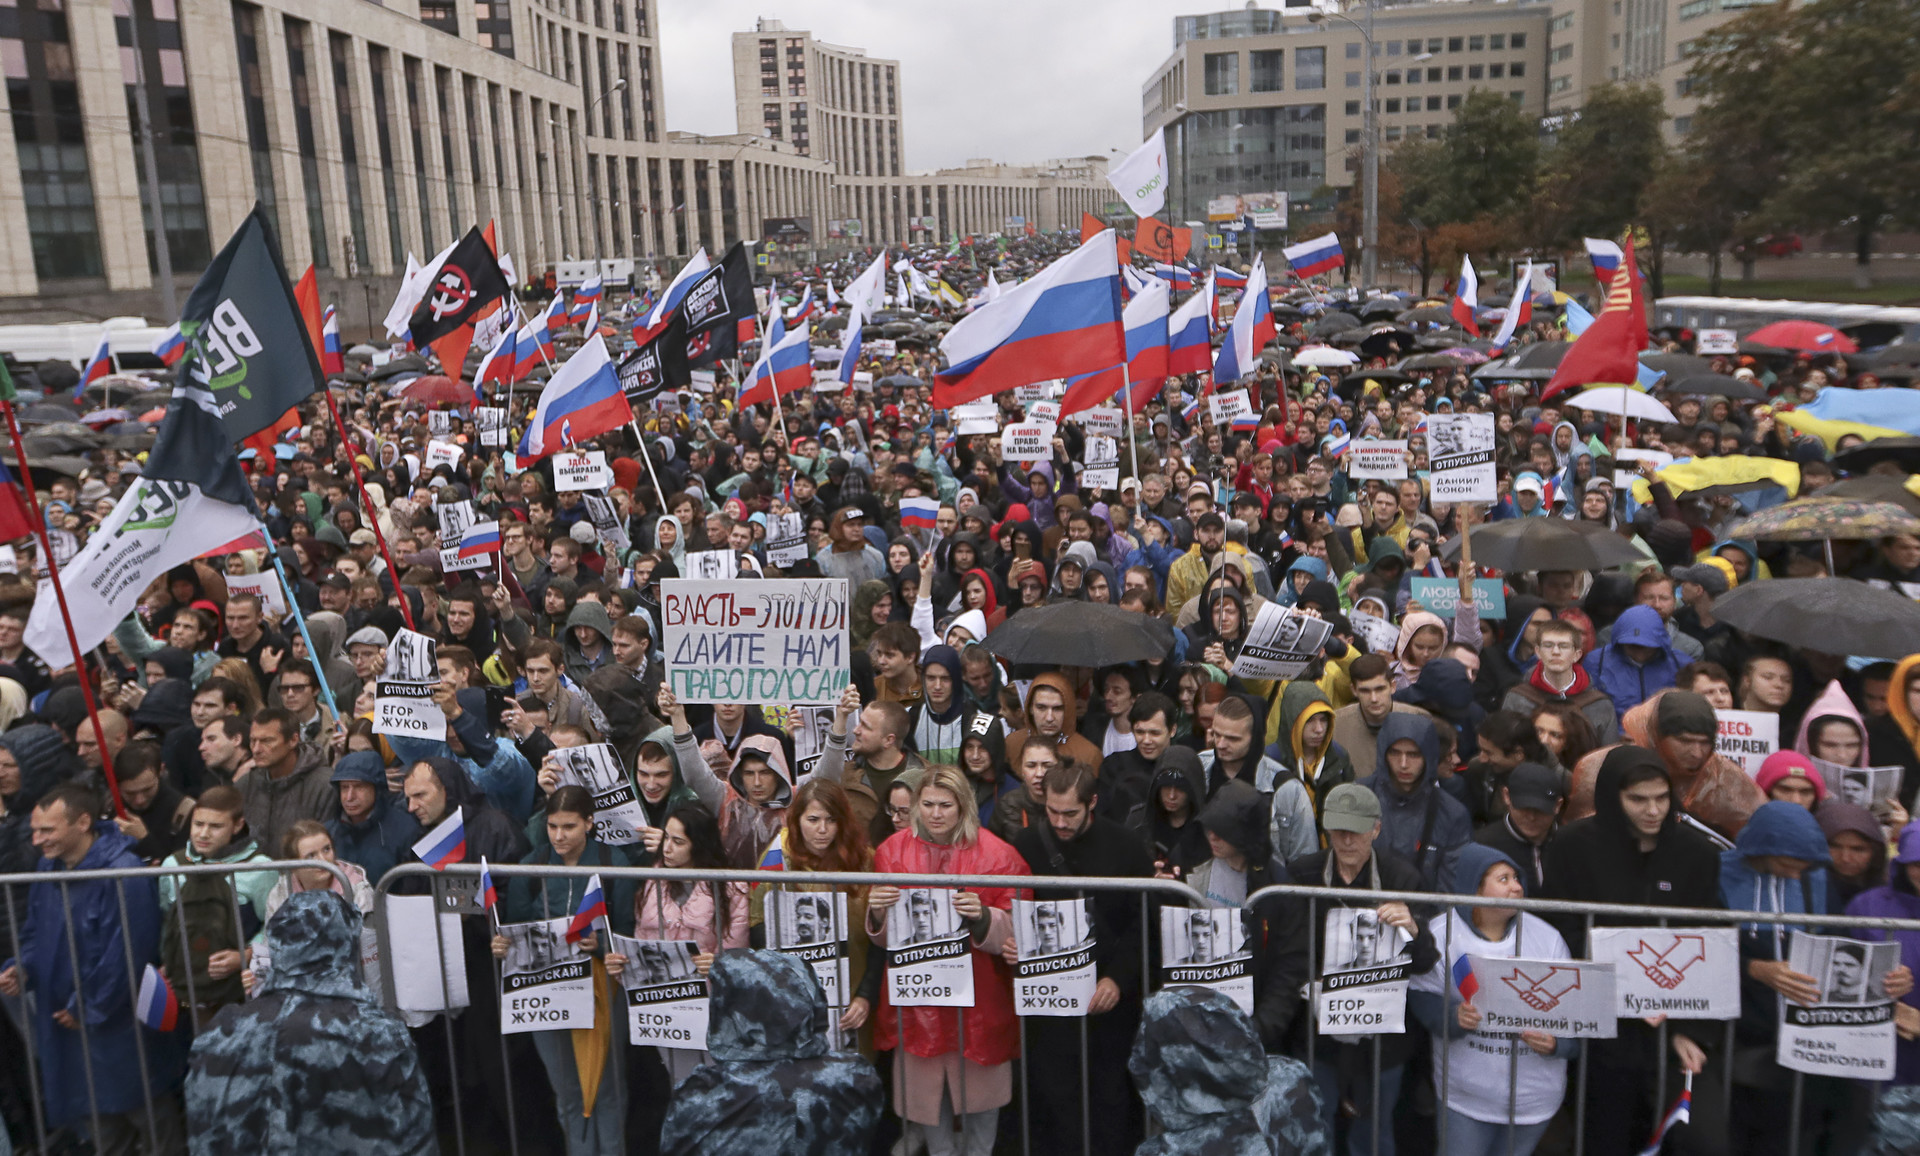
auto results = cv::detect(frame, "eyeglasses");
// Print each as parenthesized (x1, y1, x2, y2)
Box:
(1535, 640, 1578, 653)
(885, 805, 912, 820)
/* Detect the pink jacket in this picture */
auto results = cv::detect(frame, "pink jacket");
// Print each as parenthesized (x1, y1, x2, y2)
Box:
(635, 879, 751, 952)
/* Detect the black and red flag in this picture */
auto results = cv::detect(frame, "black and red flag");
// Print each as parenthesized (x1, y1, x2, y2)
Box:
(408, 224, 512, 378)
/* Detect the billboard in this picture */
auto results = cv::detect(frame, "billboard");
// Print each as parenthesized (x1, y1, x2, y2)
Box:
(763, 217, 812, 242)
(1205, 193, 1288, 229)
(826, 219, 863, 239)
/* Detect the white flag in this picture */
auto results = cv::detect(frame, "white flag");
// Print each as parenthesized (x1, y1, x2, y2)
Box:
(1490, 261, 1532, 349)
(1107, 128, 1169, 218)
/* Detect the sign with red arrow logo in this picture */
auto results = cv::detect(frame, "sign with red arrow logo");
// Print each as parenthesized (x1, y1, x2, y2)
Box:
(1467, 956, 1616, 1038)
(1591, 927, 1742, 1019)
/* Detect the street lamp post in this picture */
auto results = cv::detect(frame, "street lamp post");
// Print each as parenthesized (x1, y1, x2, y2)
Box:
(1309, 2, 1377, 287)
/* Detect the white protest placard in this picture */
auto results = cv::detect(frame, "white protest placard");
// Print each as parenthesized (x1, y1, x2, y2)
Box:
(957, 415, 999, 436)
(1082, 436, 1120, 490)
(1717, 709, 1780, 776)
(554, 450, 614, 492)
(1696, 328, 1739, 355)
(1231, 604, 1336, 682)
(766, 512, 809, 567)
(1014, 382, 1054, 405)
(373, 629, 445, 738)
(1012, 899, 1096, 1016)
(1811, 756, 1905, 809)
(1207, 389, 1254, 427)
(1316, 908, 1412, 1037)
(1349, 440, 1409, 481)
(661, 577, 849, 705)
(1428, 413, 1496, 504)
(1075, 407, 1124, 439)
(1466, 956, 1616, 1038)
(766, 891, 851, 1011)
(689, 369, 717, 393)
(1615, 447, 1675, 489)
(386, 894, 469, 1012)
(424, 440, 463, 472)
(1777, 933, 1900, 1080)
(684, 549, 738, 581)
(498, 916, 596, 1034)
(437, 500, 477, 549)
(583, 493, 631, 555)
(1160, 907, 1252, 1014)
(428, 410, 453, 437)
(1000, 422, 1054, 464)
(952, 400, 997, 422)
(223, 570, 288, 620)
(812, 371, 847, 393)
(867, 338, 897, 358)
(475, 407, 507, 447)
(1589, 927, 1742, 1019)
(1027, 400, 1061, 426)
(886, 889, 974, 1007)
(610, 936, 709, 1049)
(551, 743, 646, 846)
(1349, 610, 1401, 657)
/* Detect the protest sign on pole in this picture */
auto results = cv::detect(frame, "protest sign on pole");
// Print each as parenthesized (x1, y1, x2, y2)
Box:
(550, 743, 647, 845)
(1075, 407, 1124, 439)
(886, 889, 974, 1007)
(372, 629, 445, 737)
(661, 577, 849, 704)
(1409, 577, 1507, 619)
(608, 934, 709, 1049)
(423, 440, 463, 472)
(1012, 899, 1097, 1016)
(497, 917, 595, 1033)
(1465, 956, 1616, 1038)
(427, 410, 453, 437)
(1348, 440, 1409, 481)
(553, 450, 614, 491)
(1159, 907, 1252, 1014)
(1000, 422, 1054, 464)
(1428, 414, 1496, 503)
(1082, 436, 1120, 489)
(436, 500, 476, 550)
(1207, 390, 1254, 427)
(1716, 709, 1780, 776)
(1776, 933, 1900, 1080)
(475, 407, 507, 446)
(1316, 908, 1412, 1036)
(766, 512, 809, 567)
(1231, 605, 1335, 681)
(1589, 927, 1742, 1019)
(223, 570, 289, 619)
(583, 493, 630, 555)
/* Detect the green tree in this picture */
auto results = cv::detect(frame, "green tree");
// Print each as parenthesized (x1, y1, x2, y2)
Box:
(1688, 0, 1920, 287)
(1526, 84, 1667, 252)
(1430, 91, 1540, 224)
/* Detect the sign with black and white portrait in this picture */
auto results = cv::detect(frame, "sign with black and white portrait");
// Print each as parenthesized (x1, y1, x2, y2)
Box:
(373, 628, 444, 738)
(610, 934, 707, 1050)
(766, 890, 850, 1010)
(1427, 413, 1496, 503)
(475, 407, 507, 447)
(551, 743, 646, 847)
(1012, 898, 1096, 1016)
(1778, 932, 1899, 1080)
(1159, 907, 1251, 1013)
(885, 888, 973, 1007)
(1316, 907, 1413, 1037)
(497, 916, 594, 1034)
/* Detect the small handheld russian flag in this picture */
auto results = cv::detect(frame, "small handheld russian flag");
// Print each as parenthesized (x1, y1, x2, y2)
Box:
(458, 520, 503, 559)
(564, 874, 608, 945)
(151, 323, 187, 368)
(899, 495, 939, 531)
(1452, 953, 1479, 1003)
(1181, 396, 1201, 424)
(1635, 1075, 1692, 1156)
(413, 810, 467, 870)
(136, 964, 179, 1032)
(75, 334, 113, 398)
(1230, 413, 1261, 432)
(477, 856, 498, 912)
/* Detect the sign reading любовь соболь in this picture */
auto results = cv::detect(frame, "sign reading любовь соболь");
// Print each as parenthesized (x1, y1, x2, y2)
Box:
(660, 578, 849, 705)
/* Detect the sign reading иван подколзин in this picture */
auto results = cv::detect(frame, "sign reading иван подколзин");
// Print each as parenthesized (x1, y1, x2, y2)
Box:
(661, 578, 849, 705)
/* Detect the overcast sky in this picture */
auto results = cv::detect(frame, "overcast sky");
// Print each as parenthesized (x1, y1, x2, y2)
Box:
(657, 2, 1178, 172)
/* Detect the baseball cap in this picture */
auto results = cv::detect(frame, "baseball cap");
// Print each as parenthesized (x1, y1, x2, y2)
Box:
(320, 571, 352, 591)
(1186, 480, 1212, 500)
(1321, 784, 1382, 833)
(1505, 763, 1565, 813)
(349, 528, 377, 546)
(1196, 511, 1226, 531)
(1671, 562, 1731, 598)
(1513, 472, 1546, 496)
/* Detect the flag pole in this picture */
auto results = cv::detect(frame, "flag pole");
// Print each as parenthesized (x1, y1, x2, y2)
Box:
(265, 548, 341, 721)
(320, 390, 416, 632)
(0, 398, 126, 817)
(1120, 365, 1144, 533)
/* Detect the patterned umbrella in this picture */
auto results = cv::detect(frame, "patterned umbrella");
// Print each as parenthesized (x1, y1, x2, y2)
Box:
(1727, 498, 1920, 542)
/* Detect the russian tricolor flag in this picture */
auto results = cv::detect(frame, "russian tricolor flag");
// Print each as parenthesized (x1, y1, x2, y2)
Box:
(136, 964, 179, 1032)
(633, 249, 712, 345)
(477, 856, 498, 912)
(151, 323, 186, 368)
(518, 335, 635, 460)
(511, 315, 545, 379)
(1282, 233, 1345, 279)
(458, 520, 502, 559)
(1635, 1080, 1691, 1156)
(1166, 279, 1214, 377)
(1451, 953, 1478, 1002)
(474, 325, 518, 394)
(899, 496, 940, 530)
(1211, 255, 1272, 388)
(529, 302, 558, 363)
(1231, 413, 1261, 432)
(320, 306, 344, 375)
(788, 285, 818, 323)
(1489, 260, 1534, 350)
(1213, 267, 1248, 288)
(1451, 255, 1481, 337)
(933, 230, 1124, 409)
(1152, 262, 1194, 291)
(564, 874, 608, 944)
(738, 317, 813, 408)
(1585, 237, 1624, 287)
(568, 275, 603, 323)
(414, 809, 467, 869)
(75, 334, 112, 398)
(1060, 277, 1170, 416)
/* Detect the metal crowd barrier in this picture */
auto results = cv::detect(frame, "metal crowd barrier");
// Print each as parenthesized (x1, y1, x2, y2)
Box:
(0, 860, 352, 1156)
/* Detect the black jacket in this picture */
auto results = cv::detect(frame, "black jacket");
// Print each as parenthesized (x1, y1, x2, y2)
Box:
(1473, 816, 1554, 896)
(1011, 816, 1156, 1000)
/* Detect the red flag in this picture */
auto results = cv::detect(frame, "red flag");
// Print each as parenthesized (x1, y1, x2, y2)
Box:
(293, 266, 325, 361)
(1542, 233, 1648, 399)
(1132, 218, 1192, 263)
(1081, 213, 1105, 244)
(242, 406, 301, 461)
(0, 459, 34, 544)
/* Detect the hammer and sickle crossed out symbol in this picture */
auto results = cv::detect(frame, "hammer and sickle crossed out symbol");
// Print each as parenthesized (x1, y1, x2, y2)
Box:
(1502, 965, 1583, 1012)
(1626, 935, 1707, 990)
(428, 267, 474, 322)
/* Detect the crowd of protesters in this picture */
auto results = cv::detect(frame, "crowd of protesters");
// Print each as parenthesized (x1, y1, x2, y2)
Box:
(0, 227, 1919, 1156)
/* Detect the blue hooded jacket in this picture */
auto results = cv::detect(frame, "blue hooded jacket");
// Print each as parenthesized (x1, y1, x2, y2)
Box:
(1722, 801, 1832, 1047)
(1275, 555, 1330, 608)
(1581, 604, 1683, 723)
(325, 750, 423, 884)
(1362, 712, 1474, 892)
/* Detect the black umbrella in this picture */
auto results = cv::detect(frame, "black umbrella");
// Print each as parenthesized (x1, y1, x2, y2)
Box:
(1835, 437, 1920, 476)
(1398, 305, 1455, 327)
(877, 373, 923, 389)
(1358, 298, 1402, 319)
(1441, 518, 1645, 572)
(1399, 352, 1470, 371)
(1641, 353, 1711, 377)
(1865, 344, 1920, 368)
(1359, 326, 1416, 357)
(982, 601, 1174, 667)
(1665, 374, 1766, 401)
(1823, 477, 1920, 516)
(368, 353, 429, 380)
(17, 402, 78, 427)
(1509, 341, 1572, 370)
(1310, 312, 1361, 336)
(1712, 577, 1920, 659)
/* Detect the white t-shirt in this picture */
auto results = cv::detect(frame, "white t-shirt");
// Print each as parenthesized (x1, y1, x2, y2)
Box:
(1409, 909, 1571, 1126)
(1103, 718, 1137, 758)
